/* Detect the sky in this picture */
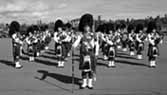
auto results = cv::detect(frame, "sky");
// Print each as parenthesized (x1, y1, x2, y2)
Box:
(0, 0, 167, 24)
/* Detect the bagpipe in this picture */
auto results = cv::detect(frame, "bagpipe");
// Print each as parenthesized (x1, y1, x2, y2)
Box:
(24, 35, 38, 54)
(102, 33, 118, 47)
(56, 31, 68, 43)
(138, 32, 147, 41)
(136, 32, 147, 52)
(26, 35, 38, 45)
(153, 32, 163, 45)
(12, 33, 24, 47)
(129, 33, 136, 48)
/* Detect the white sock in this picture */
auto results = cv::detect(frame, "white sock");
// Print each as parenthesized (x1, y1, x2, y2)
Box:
(15, 61, 21, 68)
(81, 79, 87, 88)
(88, 79, 93, 88)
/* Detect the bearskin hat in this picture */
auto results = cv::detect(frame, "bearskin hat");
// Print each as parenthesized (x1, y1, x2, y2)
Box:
(54, 19, 64, 32)
(120, 23, 126, 29)
(146, 21, 157, 33)
(26, 25, 39, 36)
(32, 25, 40, 31)
(96, 23, 108, 34)
(135, 23, 144, 33)
(127, 24, 135, 33)
(26, 26, 34, 36)
(65, 23, 72, 29)
(9, 21, 20, 37)
(79, 13, 93, 32)
(96, 24, 103, 32)
(107, 23, 115, 33)
(40, 25, 48, 31)
(115, 24, 121, 30)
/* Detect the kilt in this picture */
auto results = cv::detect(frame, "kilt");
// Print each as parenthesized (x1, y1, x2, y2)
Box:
(55, 42, 66, 58)
(108, 46, 115, 58)
(136, 41, 144, 51)
(147, 44, 159, 57)
(27, 43, 38, 56)
(79, 46, 96, 72)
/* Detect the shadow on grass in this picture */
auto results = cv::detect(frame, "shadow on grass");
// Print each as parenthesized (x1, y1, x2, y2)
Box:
(36, 70, 81, 86)
(0, 59, 15, 67)
(116, 59, 149, 67)
(35, 58, 58, 67)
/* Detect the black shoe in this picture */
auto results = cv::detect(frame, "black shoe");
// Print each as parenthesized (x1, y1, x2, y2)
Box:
(87, 86, 93, 89)
(80, 86, 85, 89)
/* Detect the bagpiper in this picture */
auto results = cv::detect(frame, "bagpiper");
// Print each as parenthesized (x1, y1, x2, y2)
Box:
(115, 24, 122, 50)
(54, 20, 69, 67)
(63, 23, 73, 58)
(72, 13, 99, 89)
(25, 25, 39, 62)
(9, 21, 23, 69)
(100, 23, 116, 67)
(98, 23, 109, 60)
(43, 25, 51, 50)
(147, 21, 162, 67)
(135, 24, 146, 59)
(120, 23, 128, 52)
(127, 24, 136, 56)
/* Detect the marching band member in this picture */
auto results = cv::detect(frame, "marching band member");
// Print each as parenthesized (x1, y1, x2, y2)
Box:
(9, 21, 23, 69)
(43, 25, 51, 50)
(39, 25, 51, 53)
(54, 20, 67, 67)
(64, 23, 73, 58)
(98, 24, 109, 60)
(102, 23, 117, 67)
(127, 24, 136, 56)
(115, 24, 122, 50)
(120, 23, 128, 52)
(147, 21, 162, 67)
(72, 14, 99, 89)
(25, 25, 38, 62)
(135, 24, 146, 59)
